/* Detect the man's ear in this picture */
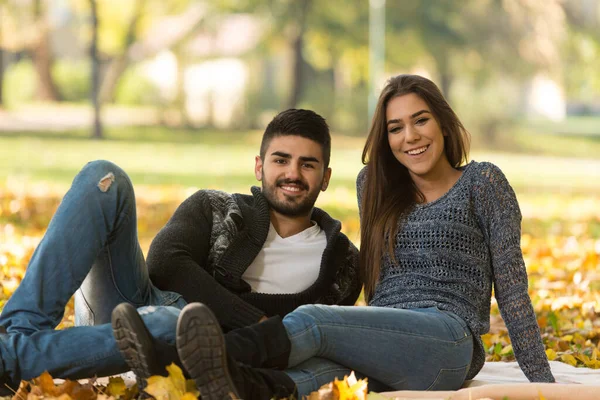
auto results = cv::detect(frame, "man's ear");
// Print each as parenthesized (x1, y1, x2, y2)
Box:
(255, 155, 263, 181)
(321, 168, 332, 191)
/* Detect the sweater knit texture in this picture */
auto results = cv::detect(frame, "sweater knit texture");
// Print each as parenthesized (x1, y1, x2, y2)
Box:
(147, 186, 361, 331)
(356, 161, 554, 383)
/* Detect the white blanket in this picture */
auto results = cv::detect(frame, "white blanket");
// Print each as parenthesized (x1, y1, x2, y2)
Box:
(380, 361, 600, 400)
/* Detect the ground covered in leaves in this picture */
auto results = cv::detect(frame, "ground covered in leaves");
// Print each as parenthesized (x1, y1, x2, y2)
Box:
(0, 182, 599, 400)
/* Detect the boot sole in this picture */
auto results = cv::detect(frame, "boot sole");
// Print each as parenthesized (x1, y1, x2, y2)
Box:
(176, 303, 240, 400)
(111, 303, 161, 388)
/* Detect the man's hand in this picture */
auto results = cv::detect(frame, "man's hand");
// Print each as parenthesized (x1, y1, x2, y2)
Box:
(259, 316, 268, 323)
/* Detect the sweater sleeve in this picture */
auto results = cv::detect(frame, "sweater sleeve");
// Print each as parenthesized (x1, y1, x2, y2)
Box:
(474, 163, 555, 383)
(147, 191, 265, 330)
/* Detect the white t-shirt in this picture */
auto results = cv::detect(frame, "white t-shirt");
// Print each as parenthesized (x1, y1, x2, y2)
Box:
(242, 222, 327, 294)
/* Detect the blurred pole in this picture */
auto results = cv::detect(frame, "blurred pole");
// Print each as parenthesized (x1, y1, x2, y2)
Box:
(368, 0, 385, 126)
(90, 0, 103, 139)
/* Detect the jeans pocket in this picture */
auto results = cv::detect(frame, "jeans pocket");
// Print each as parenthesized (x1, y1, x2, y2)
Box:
(426, 364, 469, 391)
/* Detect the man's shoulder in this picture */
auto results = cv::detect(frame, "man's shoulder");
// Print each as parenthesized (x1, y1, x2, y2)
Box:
(183, 189, 253, 208)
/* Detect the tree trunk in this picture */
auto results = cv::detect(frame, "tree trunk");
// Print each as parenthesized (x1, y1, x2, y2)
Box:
(90, 0, 102, 139)
(98, 0, 145, 103)
(32, 0, 61, 101)
(0, 49, 4, 107)
(174, 47, 192, 127)
(287, 0, 311, 109)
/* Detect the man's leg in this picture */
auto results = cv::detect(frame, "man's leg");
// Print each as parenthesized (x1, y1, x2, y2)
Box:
(175, 303, 296, 400)
(0, 305, 181, 389)
(0, 160, 180, 333)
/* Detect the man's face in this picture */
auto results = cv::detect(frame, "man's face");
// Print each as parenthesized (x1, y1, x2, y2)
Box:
(255, 135, 332, 218)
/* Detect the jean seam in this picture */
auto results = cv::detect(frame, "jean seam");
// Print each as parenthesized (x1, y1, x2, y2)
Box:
(70, 348, 122, 367)
(105, 243, 146, 307)
(305, 323, 464, 344)
(424, 364, 470, 391)
(291, 367, 351, 384)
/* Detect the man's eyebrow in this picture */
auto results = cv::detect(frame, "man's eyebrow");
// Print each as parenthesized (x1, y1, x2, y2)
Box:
(299, 156, 320, 163)
(270, 152, 320, 163)
(386, 110, 431, 126)
(270, 151, 291, 158)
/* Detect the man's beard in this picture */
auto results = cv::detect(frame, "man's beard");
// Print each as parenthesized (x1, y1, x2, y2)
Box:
(262, 178, 321, 217)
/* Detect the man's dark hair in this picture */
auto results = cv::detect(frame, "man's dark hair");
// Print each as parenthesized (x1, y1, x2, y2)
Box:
(260, 109, 331, 168)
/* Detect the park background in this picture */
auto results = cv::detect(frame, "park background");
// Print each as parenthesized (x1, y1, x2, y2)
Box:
(0, 0, 600, 371)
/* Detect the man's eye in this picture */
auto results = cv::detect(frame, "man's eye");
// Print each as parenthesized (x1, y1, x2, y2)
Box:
(274, 159, 286, 164)
(303, 163, 315, 169)
(415, 118, 429, 125)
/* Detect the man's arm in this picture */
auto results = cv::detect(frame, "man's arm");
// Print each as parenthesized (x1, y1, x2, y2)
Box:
(147, 192, 266, 330)
(335, 236, 362, 305)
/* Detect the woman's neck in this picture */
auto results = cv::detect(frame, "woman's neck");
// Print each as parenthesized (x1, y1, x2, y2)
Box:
(411, 162, 463, 204)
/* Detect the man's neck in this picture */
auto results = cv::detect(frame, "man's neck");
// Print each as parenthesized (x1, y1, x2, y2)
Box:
(270, 210, 313, 238)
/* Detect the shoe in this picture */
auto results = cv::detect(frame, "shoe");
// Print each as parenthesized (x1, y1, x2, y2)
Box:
(176, 303, 240, 400)
(111, 303, 162, 388)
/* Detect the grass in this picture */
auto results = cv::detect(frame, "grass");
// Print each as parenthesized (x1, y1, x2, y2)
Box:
(1, 126, 600, 197)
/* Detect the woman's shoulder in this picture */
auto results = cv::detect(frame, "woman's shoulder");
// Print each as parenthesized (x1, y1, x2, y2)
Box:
(356, 165, 368, 189)
(465, 160, 509, 186)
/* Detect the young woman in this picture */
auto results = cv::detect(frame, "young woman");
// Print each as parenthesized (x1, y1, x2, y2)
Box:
(115, 74, 555, 400)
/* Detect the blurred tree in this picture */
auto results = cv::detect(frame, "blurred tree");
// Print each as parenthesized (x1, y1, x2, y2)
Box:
(210, 0, 369, 128)
(0, 49, 4, 107)
(561, 0, 600, 103)
(90, 0, 102, 139)
(384, 0, 565, 144)
(32, 0, 61, 101)
(211, 0, 315, 109)
(0, 0, 62, 102)
(386, 0, 565, 98)
(98, 0, 146, 103)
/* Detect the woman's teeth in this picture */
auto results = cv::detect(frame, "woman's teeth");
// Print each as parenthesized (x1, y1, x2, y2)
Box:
(407, 145, 428, 155)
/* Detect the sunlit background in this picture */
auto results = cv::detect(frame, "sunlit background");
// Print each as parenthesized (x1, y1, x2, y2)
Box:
(0, 0, 599, 367)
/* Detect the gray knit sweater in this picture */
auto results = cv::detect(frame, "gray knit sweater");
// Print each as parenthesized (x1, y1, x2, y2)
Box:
(356, 161, 554, 383)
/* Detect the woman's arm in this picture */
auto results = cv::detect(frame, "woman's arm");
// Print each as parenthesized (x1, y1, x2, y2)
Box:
(474, 162, 555, 383)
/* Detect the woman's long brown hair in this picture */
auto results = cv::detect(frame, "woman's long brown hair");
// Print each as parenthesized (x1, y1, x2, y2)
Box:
(360, 74, 471, 301)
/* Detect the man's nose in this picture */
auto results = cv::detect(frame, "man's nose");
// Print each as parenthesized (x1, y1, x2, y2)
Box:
(285, 163, 301, 180)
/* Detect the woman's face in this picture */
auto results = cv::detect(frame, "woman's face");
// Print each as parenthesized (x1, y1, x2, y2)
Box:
(386, 93, 451, 181)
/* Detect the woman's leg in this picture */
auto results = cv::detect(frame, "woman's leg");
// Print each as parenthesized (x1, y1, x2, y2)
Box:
(283, 305, 473, 391)
(285, 357, 392, 397)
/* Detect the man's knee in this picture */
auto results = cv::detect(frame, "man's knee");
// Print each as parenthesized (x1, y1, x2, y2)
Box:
(75, 160, 133, 195)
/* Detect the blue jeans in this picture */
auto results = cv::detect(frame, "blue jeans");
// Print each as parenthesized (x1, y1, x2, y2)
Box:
(0, 160, 186, 383)
(282, 305, 473, 396)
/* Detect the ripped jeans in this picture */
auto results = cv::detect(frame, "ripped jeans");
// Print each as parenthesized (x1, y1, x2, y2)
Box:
(0, 160, 186, 383)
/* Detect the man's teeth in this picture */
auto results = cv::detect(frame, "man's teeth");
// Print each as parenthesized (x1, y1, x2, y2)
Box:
(281, 186, 301, 192)
(407, 146, 428, 155)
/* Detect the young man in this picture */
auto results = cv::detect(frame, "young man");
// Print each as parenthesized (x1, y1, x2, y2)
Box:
(0, 109, 360, 393)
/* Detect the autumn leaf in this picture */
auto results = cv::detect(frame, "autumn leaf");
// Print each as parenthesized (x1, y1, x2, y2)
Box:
(545, 349, 557, 361)
(144, 363, 199, 400)
(105, 377, 126, 398)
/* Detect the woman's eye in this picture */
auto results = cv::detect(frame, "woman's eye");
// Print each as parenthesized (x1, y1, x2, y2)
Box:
(415, 118, 429, 125)
(389, 126, 403, 133)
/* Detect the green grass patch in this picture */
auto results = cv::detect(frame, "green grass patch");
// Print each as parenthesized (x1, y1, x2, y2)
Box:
(1, 127, 599, 197)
